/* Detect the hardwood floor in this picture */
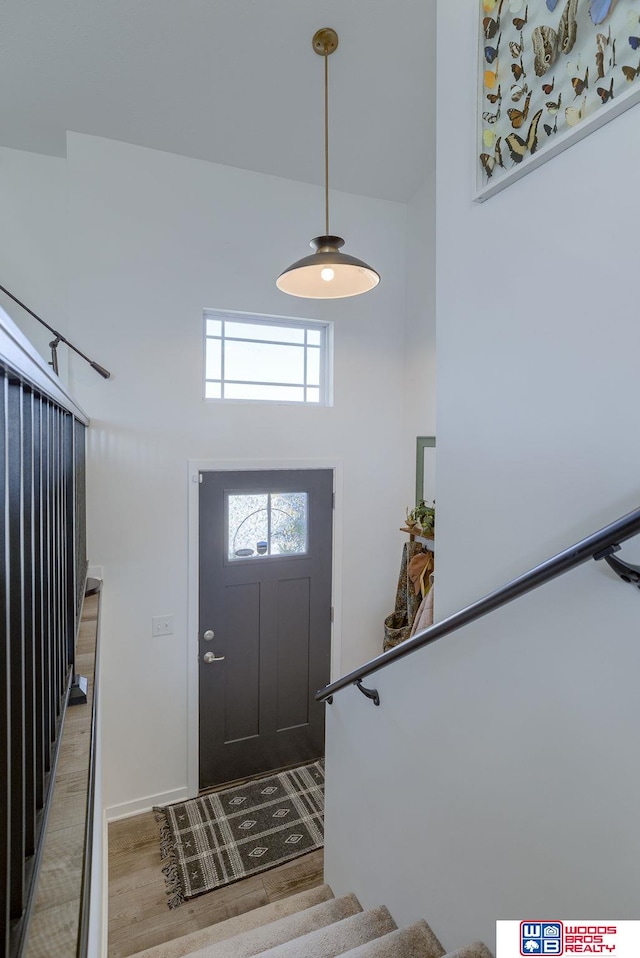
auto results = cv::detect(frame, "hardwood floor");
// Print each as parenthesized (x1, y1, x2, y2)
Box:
(107, 811, 324, 957)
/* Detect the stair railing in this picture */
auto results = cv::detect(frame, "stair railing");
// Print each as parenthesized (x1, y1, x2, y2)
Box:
(317, 506, 640, 707)
(0, 304, 90, 957)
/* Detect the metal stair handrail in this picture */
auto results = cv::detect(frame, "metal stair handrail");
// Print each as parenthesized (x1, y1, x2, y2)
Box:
(316, 506, 640, 706)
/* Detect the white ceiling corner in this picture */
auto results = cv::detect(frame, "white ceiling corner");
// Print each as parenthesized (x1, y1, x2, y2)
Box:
(0, 0, 435, 203)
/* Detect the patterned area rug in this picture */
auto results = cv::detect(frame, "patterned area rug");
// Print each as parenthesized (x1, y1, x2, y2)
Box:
(154, 761, 324, 908)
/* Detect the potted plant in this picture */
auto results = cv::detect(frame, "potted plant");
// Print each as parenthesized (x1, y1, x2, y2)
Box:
(405, 500, 435, 537)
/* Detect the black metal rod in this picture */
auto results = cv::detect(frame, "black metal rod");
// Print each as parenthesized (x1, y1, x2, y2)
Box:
(0, 284, 110, 379)
(22, 388, 36, 859)
(317, 505, 640, 704)
(7, 381, 26, 919)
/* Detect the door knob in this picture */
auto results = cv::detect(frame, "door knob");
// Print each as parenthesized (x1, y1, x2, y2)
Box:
(203, 651, 225, 664)
(203, 629, 215, 641)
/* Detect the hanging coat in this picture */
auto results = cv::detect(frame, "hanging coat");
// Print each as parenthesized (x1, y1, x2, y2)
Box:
(383, 541, 424, 651)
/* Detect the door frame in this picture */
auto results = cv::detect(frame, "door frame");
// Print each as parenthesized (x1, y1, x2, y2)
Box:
(187, 457, 343, 799)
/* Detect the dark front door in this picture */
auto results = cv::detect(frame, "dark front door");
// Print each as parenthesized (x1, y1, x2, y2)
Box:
(198, 469, 333, 789)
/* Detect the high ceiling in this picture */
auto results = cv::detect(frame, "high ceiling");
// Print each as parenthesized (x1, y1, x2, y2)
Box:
(0, 0, 434, 203)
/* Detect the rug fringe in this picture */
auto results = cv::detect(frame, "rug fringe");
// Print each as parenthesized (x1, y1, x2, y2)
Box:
(153, 806, 185, 910)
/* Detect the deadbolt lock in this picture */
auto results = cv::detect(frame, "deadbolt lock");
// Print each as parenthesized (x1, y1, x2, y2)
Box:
(203, 629, 215, 641)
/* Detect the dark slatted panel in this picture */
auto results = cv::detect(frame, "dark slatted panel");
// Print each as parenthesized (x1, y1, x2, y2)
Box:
(74, 419, 87, 617)
(41, 401, 53, 770)
(60, 410, 71, 675)
(51, 407, 60, 720)
(60, 411, 70, 682)
(52, 405, 62, 722)
(57, 408, 70, 702)
(21, 389, 36, 857)
(0, 349, 88, 953)
(0, 376, 10, 956)
(7, 380, 26, 920)
(65, 415, 76, 662)
(32, 396, 45, 808)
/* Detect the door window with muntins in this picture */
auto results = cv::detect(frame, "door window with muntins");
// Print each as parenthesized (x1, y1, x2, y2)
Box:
(227, 492, 308, 561)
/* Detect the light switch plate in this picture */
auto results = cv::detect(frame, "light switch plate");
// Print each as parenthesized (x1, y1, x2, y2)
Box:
(152, 615, 174, 636)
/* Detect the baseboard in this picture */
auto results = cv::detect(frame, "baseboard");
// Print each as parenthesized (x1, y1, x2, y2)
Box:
(106, 787, 189, 822)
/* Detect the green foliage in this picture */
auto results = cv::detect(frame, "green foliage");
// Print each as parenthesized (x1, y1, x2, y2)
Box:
(405, 499, 435, 536)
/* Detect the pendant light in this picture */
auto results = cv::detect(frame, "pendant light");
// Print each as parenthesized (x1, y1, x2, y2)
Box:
(277, 28, 380, 299)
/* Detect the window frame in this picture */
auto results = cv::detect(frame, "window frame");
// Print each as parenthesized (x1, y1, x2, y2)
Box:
(203, 308, 333, 406)
(225, 490, 310, 564)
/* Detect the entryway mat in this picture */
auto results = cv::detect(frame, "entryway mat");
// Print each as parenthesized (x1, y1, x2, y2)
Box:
(153, 761, 324, 907)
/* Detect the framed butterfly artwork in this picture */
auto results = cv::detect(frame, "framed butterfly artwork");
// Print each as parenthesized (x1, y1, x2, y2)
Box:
(476, 0, 640, 200)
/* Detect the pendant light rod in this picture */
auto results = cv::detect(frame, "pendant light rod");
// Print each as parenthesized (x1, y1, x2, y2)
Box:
(313, 27, 338, 237)
(276, 27, 380, 299)
(324, 42, 330, 236)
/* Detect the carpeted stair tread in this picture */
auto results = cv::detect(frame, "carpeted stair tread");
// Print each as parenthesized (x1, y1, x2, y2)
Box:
(127, 887, 347, 958)
(144, 893, 363, 958)
(227, 906, 397, 958)
(336, 920, 446, 958)
(443, 943, 494, 958)
(182, 905, 395, 958)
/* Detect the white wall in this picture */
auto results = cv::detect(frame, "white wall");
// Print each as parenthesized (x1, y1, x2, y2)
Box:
(324, 0, 640, 950)
(0, 147, 69, 380)
(403, 170, 437, 509)
(64, 132, 409, 814)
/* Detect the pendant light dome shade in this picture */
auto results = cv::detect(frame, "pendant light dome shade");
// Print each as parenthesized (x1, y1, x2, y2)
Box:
(276, 235, 380, 299)
(277, 28, 380, 300)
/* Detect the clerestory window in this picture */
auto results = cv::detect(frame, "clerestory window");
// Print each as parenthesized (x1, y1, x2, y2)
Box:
(204, 309, 332, 405)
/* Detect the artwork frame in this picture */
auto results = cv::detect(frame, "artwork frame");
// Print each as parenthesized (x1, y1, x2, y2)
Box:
(475, 0, 640, 202)
(416, 436, 436, 507)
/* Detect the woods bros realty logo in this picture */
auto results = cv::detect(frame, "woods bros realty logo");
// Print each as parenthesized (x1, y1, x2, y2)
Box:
(521, 922, 564, 954)
(497, 922, 640, 957)
(521, 923, 618, 954)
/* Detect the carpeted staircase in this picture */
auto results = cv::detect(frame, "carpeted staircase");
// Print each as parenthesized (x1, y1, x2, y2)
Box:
(127, 884, 493, 958)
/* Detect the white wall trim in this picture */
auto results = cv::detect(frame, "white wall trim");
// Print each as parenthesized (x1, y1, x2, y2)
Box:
(105, 787, 189, 823)
(186, 457, 344, 799)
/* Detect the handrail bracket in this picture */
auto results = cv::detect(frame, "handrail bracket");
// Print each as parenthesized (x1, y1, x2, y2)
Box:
(356, 679, 380, 707)
(594, 542, 640, 589)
